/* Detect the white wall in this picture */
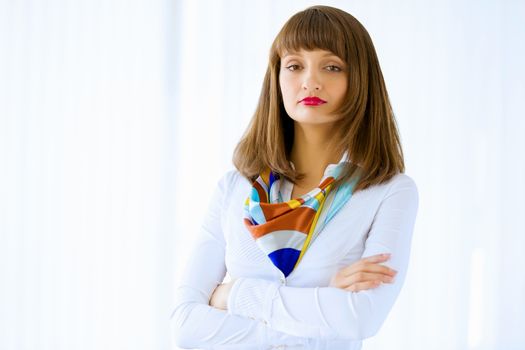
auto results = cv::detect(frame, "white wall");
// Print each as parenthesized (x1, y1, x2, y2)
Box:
(0, 0, 175, 349)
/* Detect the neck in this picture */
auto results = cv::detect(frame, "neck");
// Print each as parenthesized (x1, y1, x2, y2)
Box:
(289, 122, 342, 182)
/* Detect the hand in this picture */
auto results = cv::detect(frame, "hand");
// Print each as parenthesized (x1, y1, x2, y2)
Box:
(329, 253, 398, 292)
(209, 280, 236, 310)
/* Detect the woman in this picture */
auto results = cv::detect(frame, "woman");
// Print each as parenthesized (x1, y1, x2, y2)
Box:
(171, 5, 418, 350)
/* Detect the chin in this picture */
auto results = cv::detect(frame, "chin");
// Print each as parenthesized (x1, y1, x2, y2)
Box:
(289, 113, 340, 126)
(292, 120, 339, 128)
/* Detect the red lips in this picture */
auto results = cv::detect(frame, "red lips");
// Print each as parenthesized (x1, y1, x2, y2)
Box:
(300, 96, 327, 106)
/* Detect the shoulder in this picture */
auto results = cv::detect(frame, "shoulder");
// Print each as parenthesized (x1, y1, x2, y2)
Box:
(355, 173, 418, 207)
(357, 172, 417, 196)
(385, 173, 418, 193)
(380, 173, 419, 208)
(217, 168, 247, 187)
(215, 168, 251, 197)
(213, 169, 253, 213)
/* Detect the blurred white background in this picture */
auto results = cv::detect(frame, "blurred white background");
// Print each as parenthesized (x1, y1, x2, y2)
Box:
(1, 0, 524, 349)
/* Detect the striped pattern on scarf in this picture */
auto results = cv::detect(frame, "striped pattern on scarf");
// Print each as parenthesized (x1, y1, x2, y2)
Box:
(243, 161, 357, 277)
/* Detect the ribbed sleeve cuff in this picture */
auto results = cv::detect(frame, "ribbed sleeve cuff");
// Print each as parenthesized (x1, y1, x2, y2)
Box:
(227, 277, 280, 324)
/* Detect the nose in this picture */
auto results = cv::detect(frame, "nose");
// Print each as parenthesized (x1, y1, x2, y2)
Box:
(301, 69, 322, 92)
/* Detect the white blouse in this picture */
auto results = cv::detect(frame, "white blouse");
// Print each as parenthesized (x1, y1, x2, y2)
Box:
(170, 165, 419, 350)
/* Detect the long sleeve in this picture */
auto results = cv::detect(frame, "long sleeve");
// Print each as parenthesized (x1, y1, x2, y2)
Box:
(226, 175, 419, 340)
(170, 172, 312, 349)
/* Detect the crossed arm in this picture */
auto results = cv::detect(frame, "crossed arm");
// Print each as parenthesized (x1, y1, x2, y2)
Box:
(170, 174, 418, 348)
(170, 175, 313, 349)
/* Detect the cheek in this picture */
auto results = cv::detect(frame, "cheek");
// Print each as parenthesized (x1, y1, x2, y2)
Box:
(335, 80, 348, 101)
(279, 77, 295, 105)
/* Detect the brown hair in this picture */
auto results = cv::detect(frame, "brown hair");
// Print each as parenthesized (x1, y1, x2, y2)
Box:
(232, 5, 404, 192)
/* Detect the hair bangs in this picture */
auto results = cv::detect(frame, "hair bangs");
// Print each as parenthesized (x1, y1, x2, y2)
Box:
(273, 8, 349, 61)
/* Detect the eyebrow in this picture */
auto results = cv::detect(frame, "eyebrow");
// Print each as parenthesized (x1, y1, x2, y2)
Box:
(282, 52, 341, 59)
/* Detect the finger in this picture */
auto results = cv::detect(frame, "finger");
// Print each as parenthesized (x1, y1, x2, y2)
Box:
(344, 280, 382, 292)
(330, 271, 393, 289)
(340, 262, 397, 277)
(338, 254, 389, 274)
(361, 263, 398, 276)
(341, 272, 395, 286)
(362, 253, 391, 263)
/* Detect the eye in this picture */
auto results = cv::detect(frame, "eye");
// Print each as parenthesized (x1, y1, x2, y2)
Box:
(326, 65, 342, 72)
(285, 64, 301, 71)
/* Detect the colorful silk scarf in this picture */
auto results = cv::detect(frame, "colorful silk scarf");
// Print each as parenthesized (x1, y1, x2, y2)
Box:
(243, 160, 358, 277)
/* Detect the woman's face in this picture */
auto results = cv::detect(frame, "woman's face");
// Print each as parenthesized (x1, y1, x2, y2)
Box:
(279, 48, 347, 126)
